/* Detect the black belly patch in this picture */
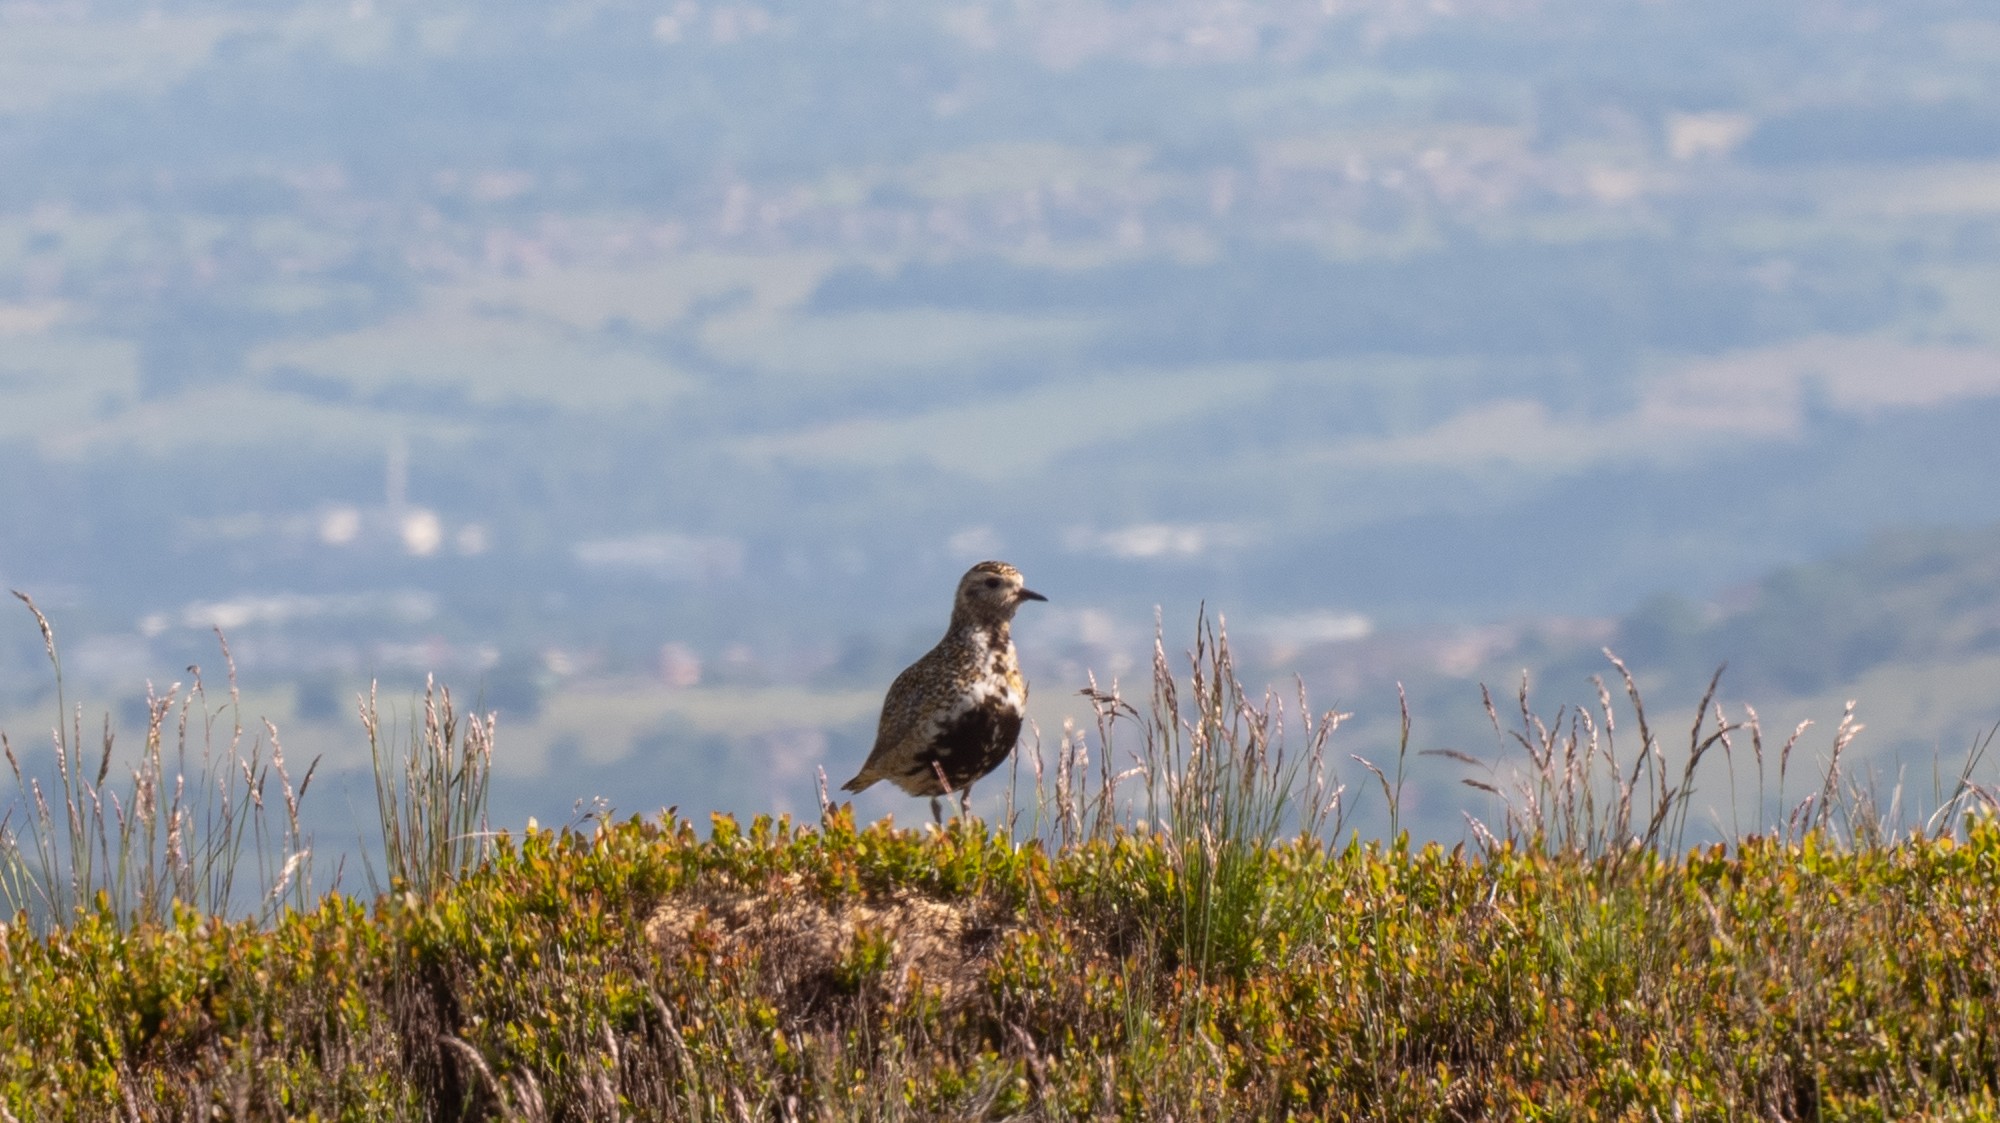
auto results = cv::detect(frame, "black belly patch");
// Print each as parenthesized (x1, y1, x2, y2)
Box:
(900, 705, 1023, 796)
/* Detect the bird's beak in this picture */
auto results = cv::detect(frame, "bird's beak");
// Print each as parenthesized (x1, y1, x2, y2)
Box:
(1017, 587, 1048, 603)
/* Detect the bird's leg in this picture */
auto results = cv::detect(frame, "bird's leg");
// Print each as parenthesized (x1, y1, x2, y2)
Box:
(958, 786, 973, 820)
(929, 761, 955, 828)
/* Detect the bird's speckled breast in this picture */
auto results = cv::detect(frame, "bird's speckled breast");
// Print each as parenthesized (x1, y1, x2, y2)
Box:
(961, 625, 1027, 711)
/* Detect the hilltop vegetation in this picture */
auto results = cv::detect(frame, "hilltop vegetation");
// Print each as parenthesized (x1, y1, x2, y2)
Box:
(10, 812, 2000, 1120)
(4, 613, 2000, 1119)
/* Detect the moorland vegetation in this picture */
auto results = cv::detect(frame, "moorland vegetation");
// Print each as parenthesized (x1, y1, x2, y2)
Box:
(2, 599, 1998, 1120)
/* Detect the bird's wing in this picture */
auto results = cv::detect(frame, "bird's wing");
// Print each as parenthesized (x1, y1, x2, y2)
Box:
(842, 657, 934, 789)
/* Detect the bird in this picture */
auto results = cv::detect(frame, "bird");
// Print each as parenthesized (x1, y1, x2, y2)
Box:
(842, 560, 1046, 824)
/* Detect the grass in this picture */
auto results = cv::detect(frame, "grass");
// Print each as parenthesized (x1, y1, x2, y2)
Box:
(4, 602, 2000, 1118)
(363, 676, 495, 900)
(0, 593, 317, 931)
(1027, 612, 1345, 982)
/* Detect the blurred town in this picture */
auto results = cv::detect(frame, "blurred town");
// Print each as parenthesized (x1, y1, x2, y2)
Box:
(3, 0, 2000, 838)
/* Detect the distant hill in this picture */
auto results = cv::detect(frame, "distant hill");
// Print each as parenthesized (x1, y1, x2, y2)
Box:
(1615, 522, 2000, 699)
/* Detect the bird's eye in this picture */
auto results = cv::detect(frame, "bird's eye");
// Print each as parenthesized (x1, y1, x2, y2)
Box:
(984, 577, 1001, 589)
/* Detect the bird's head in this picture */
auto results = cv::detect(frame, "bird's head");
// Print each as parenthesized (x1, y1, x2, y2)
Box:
(952, 560, 1047, 626)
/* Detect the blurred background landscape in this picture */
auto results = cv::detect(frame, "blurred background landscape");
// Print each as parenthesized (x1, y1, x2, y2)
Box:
(3, 0, 2000, 848)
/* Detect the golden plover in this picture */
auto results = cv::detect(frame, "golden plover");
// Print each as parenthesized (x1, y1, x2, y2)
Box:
(842, 560, 1046, 823)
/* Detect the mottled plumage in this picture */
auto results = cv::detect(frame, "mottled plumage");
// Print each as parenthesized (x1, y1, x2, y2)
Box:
(842, 561, 1046, 822)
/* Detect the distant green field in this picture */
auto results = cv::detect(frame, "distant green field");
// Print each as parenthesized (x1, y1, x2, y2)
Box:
(0, 15, 238, 114)
(730, 365, 1273, 480)
(700, 307, 1099, 379)
(0, 333, 138, 439)
(437, 252, 843, 332)
(250, 314, 697, 410)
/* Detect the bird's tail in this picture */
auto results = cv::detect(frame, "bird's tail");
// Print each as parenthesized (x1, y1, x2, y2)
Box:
(839, 772, 871, 793)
